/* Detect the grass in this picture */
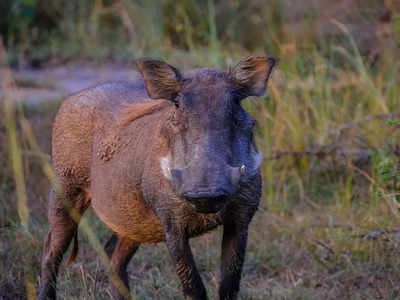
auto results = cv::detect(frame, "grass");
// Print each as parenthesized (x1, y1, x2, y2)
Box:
(1, 1, 400, 299)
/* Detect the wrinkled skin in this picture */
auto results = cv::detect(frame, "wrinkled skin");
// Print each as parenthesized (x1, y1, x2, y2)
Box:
(38, 56, 276, 300)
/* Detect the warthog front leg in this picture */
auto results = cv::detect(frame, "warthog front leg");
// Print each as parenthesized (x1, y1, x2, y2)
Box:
(165, 231, 207, 300)
(219, 221, 249, 300)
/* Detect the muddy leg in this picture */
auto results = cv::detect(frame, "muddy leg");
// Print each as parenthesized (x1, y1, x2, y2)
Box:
(38, 189, 88, 300)
(164, 231, 207, 300)
(219, 221, 249, 300)
(109, 237, 139, 300)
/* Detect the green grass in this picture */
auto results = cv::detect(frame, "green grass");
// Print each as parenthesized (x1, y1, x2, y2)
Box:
(1, 1, 400, 299)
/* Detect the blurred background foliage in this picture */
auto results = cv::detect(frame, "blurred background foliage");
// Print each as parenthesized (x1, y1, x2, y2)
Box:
(1, 0, 399, 67)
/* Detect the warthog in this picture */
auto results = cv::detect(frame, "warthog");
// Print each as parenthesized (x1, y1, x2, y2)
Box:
(38, 56, 276, 300)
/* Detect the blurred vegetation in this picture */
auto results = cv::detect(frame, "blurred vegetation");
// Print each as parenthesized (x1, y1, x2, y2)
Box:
(1, 0, 399, 67)
(2, 0, 400, 299)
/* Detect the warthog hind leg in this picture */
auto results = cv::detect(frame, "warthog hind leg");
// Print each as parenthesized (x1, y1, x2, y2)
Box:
(104, 232, 119, 257)
(38, 188, 89, 299)
(108, 236, 139, 300)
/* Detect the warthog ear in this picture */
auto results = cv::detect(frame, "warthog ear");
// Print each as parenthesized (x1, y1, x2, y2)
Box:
(136, 59, 183, 101)
(229, 56, 277, 97)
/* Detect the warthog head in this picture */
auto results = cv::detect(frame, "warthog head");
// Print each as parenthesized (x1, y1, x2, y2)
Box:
(137, 56, 276, 213)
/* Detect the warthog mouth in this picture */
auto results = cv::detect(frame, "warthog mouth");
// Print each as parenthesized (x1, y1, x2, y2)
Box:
(185, 195, 228, 214)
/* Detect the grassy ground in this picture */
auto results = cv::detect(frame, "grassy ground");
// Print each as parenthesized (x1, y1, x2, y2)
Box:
(2, 1, 400, 299)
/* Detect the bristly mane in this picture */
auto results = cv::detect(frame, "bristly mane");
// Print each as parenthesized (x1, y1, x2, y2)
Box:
(120, 99, 170, 126)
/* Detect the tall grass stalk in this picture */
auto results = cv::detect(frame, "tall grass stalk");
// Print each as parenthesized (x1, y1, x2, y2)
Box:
(207, 0, 220, 66)
(332, 20, 388, 113)
(21, 114, 131, 298)
(19, 116, 132, 296)
(1, 41, 133, 299)
(1, 40, 36, 300)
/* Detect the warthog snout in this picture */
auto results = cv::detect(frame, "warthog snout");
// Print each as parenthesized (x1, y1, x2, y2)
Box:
(170, 166, 243, 213)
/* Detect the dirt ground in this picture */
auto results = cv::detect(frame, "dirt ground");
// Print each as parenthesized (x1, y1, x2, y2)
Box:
(0, 63, 140, 104)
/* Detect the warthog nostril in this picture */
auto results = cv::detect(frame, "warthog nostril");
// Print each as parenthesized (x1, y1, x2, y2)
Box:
(184, 195, 228, 214)
(213, 195, 228, 203)
(185, 196, 228, 204)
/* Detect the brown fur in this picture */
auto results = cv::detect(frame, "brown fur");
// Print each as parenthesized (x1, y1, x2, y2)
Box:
(120, 99, 170, 126)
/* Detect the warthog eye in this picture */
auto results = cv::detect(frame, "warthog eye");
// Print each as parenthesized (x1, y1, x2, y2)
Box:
(172, 93, 183, 108)
(166, 110, 184, 135)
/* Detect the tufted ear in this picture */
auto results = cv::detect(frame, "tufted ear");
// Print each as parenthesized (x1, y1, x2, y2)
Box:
(229, 56, 277, 97)
(136, 59, 183, 101)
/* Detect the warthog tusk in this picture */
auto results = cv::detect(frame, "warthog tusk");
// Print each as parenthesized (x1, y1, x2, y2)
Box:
(240, 165, 246, 175)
